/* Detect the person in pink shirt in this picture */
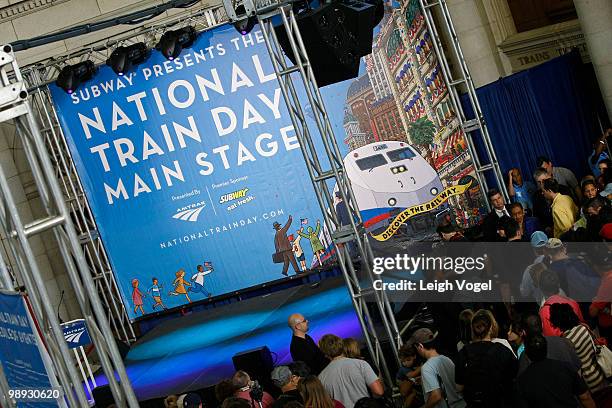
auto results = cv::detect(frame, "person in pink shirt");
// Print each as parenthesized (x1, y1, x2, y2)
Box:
(539, 268, 584, 336)
(232, 370, 275, 408)
(131, 279, 145, 316)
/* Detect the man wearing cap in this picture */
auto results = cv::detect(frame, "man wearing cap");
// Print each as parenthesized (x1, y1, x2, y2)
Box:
(177, 392, 203, 408)
(409, 328, 466, 408)
(520, 231, 549, 305)
(547, 238, 600, 303)
(271, 365, 304, 408)
(274, 215, 299, 276)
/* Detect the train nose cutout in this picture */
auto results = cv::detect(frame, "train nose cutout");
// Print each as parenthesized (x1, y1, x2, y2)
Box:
(391, 165, 407, 174)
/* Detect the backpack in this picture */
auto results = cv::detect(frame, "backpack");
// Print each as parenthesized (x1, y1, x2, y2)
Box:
(460, 343, 504, 405)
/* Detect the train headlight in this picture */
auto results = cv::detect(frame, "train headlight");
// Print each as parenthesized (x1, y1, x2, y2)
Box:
(388, 198, 397, 206)
(430, 187, 439, 195)
(392, 168, 398, 174)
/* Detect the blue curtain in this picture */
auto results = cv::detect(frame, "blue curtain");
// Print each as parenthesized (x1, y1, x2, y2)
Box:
(461, 51, 604, 186)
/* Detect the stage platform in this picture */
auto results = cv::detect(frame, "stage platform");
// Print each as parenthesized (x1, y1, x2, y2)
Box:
(94, 277, 363, 401)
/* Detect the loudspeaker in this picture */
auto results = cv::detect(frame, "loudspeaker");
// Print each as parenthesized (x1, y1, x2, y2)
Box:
(275, 3, 360, 87)
(337, 0, 376, 56)
(274, 0, 384, 87)
(232, 346, 274, 383)
(92, 384, 114, 408)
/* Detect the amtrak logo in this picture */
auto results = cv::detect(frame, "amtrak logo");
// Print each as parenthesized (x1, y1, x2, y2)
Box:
(64, 328, 86, 344)
(173, 201, 207, 222)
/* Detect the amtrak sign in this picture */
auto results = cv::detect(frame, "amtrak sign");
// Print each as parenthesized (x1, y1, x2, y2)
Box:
(61, 319, 91, 349)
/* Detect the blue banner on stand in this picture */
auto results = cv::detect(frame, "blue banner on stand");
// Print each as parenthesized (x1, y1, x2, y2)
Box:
(0, 291, 57, 407)
(61, 319, 91, 349)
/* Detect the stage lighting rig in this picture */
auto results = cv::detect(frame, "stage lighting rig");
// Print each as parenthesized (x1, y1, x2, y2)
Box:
(107, 43, 150, 76)
(232, 4, 257, 35)
(156, 26, 197, 60)
(56, 60, 97, 94)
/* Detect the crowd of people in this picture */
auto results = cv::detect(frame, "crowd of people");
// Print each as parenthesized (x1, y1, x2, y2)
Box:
(415, 130, 612, 407)
(149, 132, 612, 408)
(158, 313, 383, 408)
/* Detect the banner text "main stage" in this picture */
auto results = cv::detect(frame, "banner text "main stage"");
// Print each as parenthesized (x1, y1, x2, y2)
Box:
(75, 53, 300, 205)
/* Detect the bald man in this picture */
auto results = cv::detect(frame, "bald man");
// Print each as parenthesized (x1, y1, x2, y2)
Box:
(288, 313, 329, 374)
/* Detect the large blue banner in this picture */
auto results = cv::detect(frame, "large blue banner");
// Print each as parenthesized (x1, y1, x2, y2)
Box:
(0, 291, 57, 407)
(50, 25, 341, 320)
(51, 7, 484, 320)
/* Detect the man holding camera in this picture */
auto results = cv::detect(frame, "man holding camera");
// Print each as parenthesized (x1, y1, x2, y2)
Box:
(232, 370, 275, 408)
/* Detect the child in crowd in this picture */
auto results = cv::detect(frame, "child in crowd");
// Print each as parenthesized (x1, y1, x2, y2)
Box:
(507, 314, 525, 358)
(396, 342, 422, 408)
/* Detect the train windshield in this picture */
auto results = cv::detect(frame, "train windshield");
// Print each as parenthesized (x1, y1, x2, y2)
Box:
(387, 147, 416, 162)
(356, 154, 388, 171)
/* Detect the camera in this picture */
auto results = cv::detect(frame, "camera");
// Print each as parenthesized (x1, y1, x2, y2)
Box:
(249, 380, 264, 402)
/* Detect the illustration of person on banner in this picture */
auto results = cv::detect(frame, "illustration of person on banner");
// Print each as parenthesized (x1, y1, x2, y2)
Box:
(298, 220, 325, 267)
(169, 269, 191, 303)
(290, 234, 307, 273)
(131, 279, 145, 315)
(189, 263, 214, 298)
(273, 215, 300, 277)
(148, 277, 167, 310)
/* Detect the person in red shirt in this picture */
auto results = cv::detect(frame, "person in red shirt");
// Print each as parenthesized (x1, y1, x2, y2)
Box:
(539, 268, 584, 336)
(589, 243, 612, 344)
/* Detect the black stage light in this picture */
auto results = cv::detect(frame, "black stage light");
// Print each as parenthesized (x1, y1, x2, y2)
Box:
(56, 60, 97, 94)
(107, 42, 149, 76)
(274, 0, 382, 87)
(156, 26, 197, 60)
(232, 5, 257, 35)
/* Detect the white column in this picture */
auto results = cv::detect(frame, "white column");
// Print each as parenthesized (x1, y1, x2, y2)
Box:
(574, 0, 612, 121)
(445, 0, 507, 87)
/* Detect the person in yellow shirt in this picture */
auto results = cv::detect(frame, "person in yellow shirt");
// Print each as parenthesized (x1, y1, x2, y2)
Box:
(542, 178, 578, 238)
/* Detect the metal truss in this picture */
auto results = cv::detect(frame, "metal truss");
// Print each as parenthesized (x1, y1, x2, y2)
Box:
(22, 4, 227, 86)
(420, 0, 508, 204)
(16, 3, 229, 346)
(0, 45, 139, 407)
(224, 0, 402, 386)
(25, 68, 137, 343)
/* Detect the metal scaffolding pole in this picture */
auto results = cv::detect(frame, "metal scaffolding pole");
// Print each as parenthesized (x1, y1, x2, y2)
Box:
(420, 0, 508, 205)
(223, 0, 402, 386)
(17, 4, 227, 345)
(0, 44, 140, 407)
(25, 68, 136, 344)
